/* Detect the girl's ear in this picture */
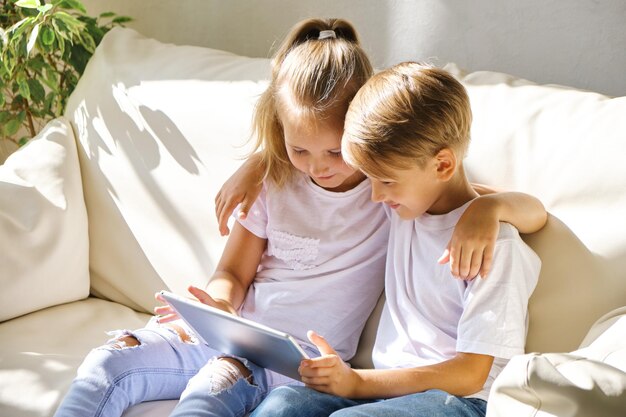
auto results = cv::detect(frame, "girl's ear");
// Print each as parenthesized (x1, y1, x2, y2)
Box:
(434, 148, 457, 181)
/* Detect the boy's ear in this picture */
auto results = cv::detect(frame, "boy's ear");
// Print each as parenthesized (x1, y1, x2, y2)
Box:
(434, 148, 456, 181)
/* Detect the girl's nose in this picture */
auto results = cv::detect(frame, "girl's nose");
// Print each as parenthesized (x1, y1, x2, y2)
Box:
(370, 182, 384, 202)
(310, 160, 329, 177)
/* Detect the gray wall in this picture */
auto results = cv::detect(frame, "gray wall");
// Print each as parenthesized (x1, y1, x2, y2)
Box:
(85, 0, 626, 96)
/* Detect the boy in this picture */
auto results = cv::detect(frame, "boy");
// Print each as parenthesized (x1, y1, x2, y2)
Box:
(250, 62, 542, 417)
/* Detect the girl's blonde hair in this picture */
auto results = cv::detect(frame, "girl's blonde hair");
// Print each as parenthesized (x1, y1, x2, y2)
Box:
(342, 62, 472, 179)
(252, 18, 373, 187)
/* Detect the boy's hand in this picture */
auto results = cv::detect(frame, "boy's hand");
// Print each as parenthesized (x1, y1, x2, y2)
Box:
(215, 158, 263, 236)
(439, 197, 498, 280)
(299, 331, 359, 398)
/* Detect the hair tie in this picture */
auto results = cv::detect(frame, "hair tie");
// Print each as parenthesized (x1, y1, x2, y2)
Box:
(318, 30, 337, 40)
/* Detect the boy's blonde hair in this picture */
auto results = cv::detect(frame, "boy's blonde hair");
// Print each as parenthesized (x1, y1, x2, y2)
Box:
(342, 62, 472, 179)
(252, 18, 373, 187)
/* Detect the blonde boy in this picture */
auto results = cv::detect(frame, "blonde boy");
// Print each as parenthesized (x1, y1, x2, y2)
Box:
(250, 63, 542, 417)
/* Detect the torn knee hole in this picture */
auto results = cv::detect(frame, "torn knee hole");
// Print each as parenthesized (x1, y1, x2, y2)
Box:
(109, 335, 140, 349)
(219, 357, 253, 382)
(206, 358, 254, 393)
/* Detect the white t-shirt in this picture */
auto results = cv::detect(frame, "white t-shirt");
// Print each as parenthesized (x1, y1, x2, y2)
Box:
(373, 201, 541, 401)
(238, 172, 389, 360)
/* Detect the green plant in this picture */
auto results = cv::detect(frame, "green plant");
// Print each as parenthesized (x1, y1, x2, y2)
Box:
(0, 0, 131, 146)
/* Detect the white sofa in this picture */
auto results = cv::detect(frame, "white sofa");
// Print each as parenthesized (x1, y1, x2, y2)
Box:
(1, 27, 625, 417)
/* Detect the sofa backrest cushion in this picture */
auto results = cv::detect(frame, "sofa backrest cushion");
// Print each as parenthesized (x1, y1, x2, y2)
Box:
(447, 63, 626, 352)
(65, 28, 270, 312)
(0, 118, 89, 321)
(65, 28, 626, 356)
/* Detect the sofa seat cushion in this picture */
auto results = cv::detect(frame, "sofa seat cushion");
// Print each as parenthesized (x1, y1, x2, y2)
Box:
(0, 298, 152, 416)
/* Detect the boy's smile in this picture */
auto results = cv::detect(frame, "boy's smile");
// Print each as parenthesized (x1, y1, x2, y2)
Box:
(366, 149, 478, 219)
(368, 163, 441, 220)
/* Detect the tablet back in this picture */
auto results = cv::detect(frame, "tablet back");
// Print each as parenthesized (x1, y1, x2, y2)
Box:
(159, 291, 309, 380)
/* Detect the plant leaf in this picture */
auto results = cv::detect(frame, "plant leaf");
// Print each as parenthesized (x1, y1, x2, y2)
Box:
(18, 79, 31, 100)
(15, 0, 42, 9)
(79, 31, 96, 53)
(27, 23, 40, 55)
(37, 4, 54, 14)
(27, 54, 46, 73)
(57, 0, 87, 14)
(4, 118, 21, 136)
(44, 91, 57, 113)
(112, 16, 133, 24)
(41, 25, 55, 45)
(27, 79, 45, 103)
(55, 11, 84, 36)
(0, 28, 8, 48)
(9, 17, 34, 37)
(0, 112, 10, 124)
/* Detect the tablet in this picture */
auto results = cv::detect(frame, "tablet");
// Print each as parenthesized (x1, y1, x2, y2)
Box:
(159, 291, 309, 380)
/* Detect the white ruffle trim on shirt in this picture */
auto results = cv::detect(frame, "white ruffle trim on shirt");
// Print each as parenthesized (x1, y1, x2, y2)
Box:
(267, 228, 319, 270)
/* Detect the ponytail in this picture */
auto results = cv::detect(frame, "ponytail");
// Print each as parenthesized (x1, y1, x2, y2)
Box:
(251, 18, 372, 187)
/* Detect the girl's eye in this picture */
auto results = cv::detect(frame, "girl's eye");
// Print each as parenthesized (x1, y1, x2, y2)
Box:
(329, 151, 342, 158)
(293, 149, 306, 155)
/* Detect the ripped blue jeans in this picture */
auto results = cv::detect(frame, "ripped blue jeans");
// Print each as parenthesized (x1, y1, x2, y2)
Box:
(53, 318, 310, 417)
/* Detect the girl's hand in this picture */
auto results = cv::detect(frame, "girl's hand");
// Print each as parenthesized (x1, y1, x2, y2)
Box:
(154, 292, 180, 323)
(153, 285, 237, 323)
(187, 285, 238, 315)
(439, 196, 498, 280)
(299, 331, 359, 398)
(215, 156, 264, 236)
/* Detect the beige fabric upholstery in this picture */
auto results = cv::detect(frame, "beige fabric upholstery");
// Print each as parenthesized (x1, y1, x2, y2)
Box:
(0, 298, 151, 416)
(0, 118, 89, 322)
(446, 63, 626, 353)
(64, 28, 270, 313)
(486, 307, 626, 416)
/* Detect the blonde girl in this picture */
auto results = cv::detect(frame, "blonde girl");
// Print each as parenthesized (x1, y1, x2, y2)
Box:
(55, 18, 387, 417)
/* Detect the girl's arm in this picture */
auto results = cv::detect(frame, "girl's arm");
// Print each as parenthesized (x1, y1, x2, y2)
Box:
(441, 187, 547, 280)
(215, 153, 265, 236)
(204, 221, 266, 311)
(300, 331, 493, 399)
(155, 221, 265, 320)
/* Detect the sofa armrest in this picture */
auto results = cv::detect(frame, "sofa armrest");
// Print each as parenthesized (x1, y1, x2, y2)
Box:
(486, 307, 626, 417)
(0, 118, 89, 322)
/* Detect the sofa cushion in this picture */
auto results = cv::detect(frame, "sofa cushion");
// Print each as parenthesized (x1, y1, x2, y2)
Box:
(0, 118, 89, 322)
(64, 27, 271, 312)
(0, 297, 152, 416)
(444, 64, 626, 353)
(486, 307, 626, 417)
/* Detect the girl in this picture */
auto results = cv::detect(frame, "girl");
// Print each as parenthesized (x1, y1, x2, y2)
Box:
(55, 18, 545, 417)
